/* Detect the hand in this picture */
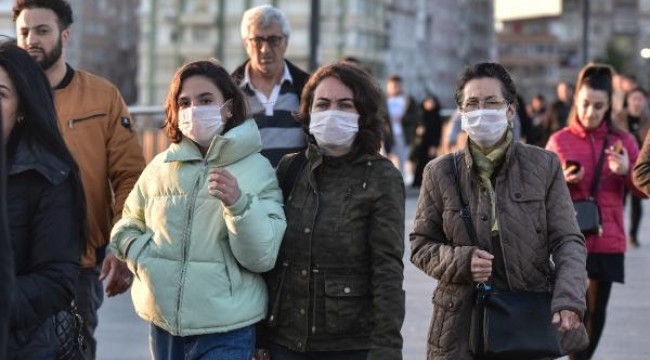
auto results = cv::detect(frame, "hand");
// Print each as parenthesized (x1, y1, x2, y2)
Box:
(605, 146, 629, 176)
(563, 165, 584, 184)
(427, 146, 437, 158)
(207, 168, 241, 206)
(252, 349, 270, 360)
(552, 310, 581, 332)
(471, 249, 494, 283)
(99, 252, 133, 297)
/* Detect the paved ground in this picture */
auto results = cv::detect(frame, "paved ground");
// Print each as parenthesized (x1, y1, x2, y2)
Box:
(96, 192, 650, 359)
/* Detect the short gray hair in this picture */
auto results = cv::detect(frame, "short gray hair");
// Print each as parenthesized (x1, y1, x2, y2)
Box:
(240, 5, 291, 40)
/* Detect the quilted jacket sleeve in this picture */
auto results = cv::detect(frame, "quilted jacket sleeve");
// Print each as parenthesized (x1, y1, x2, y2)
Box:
(633, 130, 650, 195)
(222, 157, 286, 273)
(545, 154, 588, 317)
(109, 170, 147, 262)
(410, 158, 476, 285)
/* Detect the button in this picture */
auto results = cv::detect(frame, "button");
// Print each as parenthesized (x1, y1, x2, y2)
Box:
(536, 228, 542, 234)
(448, 301, 454, 308)
(301, 269, 308, 276)
(481, 215, 488, 221)
(515, 193, 522, 199)
(304, 228, 311, 234)
(343, 286, 351, 294)
(297, 341, 303, 348)
(299, 308, 306, 315)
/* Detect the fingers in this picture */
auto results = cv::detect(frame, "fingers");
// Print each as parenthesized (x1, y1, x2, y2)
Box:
(554, 310, 581, 332)
(103, 255, 134, 297)
(474, 249, 494, 260)
(471, 250, 493, 283)
(208, 168, 241, 206)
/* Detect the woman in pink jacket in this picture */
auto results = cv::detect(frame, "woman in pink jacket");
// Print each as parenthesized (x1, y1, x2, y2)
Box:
(546, 64, 644, 360)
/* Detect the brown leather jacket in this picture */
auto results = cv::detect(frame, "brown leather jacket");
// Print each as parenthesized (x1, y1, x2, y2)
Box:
(54, 66, 145, 267)
(410, 142, 587, 360)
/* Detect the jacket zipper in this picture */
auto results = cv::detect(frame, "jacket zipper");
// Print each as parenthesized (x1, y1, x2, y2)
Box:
(311, 267, 319, 334)
(68, 113, 106, 128)
(175, 160, 207, 333)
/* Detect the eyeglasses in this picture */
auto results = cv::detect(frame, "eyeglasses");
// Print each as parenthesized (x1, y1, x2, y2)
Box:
(461, 99, 508, 112)
(248, 35, 284, 48)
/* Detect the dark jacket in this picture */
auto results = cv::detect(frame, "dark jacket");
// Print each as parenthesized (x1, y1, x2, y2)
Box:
(266, 142, 405, 359)
(0, 119, 13, 360)
(410, 142, 588, 360)
(6, 135, 82, 359)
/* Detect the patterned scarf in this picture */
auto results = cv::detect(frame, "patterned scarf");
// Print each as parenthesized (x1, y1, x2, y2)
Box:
(468, 130, 513, 232)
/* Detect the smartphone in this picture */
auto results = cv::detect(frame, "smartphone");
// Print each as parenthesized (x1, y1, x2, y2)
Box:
(565, 160, 581, 174)
(612, 140, 624, 154)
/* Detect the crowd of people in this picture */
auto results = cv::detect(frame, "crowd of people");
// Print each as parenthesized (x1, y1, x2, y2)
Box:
(2, 1, 650, 360)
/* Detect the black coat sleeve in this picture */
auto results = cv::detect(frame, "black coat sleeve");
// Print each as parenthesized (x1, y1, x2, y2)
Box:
(10, 175, 81, 331)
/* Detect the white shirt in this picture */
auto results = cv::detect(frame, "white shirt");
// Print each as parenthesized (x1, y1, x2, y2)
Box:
(242, 62, 293, 116)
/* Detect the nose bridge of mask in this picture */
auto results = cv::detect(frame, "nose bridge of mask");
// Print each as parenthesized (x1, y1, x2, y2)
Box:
(462, 108, 506, 126)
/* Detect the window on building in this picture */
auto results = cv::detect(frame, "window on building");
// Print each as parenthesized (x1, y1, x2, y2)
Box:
(193, 25, 211, 43)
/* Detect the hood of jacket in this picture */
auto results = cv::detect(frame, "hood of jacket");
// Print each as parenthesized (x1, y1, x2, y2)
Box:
(8, 134, 70, 185)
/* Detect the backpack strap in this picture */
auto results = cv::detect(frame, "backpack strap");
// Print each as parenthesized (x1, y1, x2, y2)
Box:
(280, 151, 307, 201)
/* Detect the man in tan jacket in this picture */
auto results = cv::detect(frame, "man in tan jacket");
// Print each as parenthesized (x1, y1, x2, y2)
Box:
(13, 0, 145, 358)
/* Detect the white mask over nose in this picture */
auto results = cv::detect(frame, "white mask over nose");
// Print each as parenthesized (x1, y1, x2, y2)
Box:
(461, 108, 508, 148)
(309, 110, 360, 157)
(178, 105, 224, 148)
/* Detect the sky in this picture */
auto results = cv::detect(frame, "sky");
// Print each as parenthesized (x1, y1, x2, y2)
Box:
(494, 0, 562, 20)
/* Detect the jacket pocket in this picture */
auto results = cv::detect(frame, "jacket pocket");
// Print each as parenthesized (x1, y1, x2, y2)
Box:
(429, 286, 463, 351)
(324, 275, 371, 335)
(66, 112, 107, 129)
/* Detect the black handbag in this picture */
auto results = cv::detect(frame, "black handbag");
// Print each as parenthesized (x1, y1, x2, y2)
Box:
(573, 133, 609, 235)
(54, 301, 86, 360)
(451, 153, 588, 359)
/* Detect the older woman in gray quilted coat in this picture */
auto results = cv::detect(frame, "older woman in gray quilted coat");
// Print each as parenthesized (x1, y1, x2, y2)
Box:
(410, 63, 588, 360)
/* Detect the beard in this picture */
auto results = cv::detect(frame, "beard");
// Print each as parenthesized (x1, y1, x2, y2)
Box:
(32, 36, 63, 71)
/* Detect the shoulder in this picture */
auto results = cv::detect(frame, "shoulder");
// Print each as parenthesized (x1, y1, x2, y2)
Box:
(72, 70, 121, 95)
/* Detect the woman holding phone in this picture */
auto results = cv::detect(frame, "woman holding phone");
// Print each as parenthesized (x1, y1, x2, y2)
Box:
(546, 63, 645, 360)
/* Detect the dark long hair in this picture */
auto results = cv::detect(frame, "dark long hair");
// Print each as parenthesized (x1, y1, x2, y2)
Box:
(0, 41, 86, 250)
(570, 63, 615, 127)
(163, 60, 248, 143)
(296, 62, 384, 154)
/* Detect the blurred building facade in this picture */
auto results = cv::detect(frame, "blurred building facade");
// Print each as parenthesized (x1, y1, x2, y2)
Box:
(386, 0, 495, 107)
(499, 0, 650, 101)
(0, 0, 139, 103)
(138, 0, 496, 107)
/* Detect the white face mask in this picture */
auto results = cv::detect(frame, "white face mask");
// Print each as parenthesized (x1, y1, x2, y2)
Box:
(309, 110, 360, 157)
(461, 108, 508, 148)
(178, 105, 224, 148)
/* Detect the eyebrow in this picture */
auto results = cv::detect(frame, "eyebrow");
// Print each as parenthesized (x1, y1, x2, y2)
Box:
(465, 95, 500, 101)
(315, 97, 354, 102)
(178, 92, 214, 99)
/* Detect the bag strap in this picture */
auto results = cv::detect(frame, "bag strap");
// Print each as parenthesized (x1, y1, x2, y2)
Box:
(280, 150, 307, 201)
(451, 152, 479, 247)
(589, 132, 610, 198)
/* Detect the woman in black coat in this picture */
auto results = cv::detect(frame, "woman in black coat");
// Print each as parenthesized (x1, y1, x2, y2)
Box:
(411, 94, 443, 187)
(1, 42, 86, 359)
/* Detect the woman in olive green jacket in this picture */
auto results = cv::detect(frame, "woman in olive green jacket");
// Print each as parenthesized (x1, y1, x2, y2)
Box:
(262, 62, 406, 360)
(110, 61, 286, 359)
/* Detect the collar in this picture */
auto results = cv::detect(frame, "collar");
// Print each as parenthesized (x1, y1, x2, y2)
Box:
(53, 63, 75, 90)
(568, 117, 610, 139)
(164, 119, 261, 166)
(242, 61, 293, 90)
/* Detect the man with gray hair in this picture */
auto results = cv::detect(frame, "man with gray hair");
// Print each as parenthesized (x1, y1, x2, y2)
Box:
(232, 4, 309, 167)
